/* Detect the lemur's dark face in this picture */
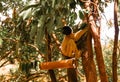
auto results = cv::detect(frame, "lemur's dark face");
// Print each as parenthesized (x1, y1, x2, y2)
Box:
(62, 26, 72, 35)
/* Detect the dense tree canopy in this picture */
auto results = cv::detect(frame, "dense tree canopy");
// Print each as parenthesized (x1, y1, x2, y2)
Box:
(0, 0, 119, 82)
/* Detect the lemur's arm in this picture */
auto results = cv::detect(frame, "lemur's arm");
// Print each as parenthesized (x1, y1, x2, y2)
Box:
(74, 27, 88, 41)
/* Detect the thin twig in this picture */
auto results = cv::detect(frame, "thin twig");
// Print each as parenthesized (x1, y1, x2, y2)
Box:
(27, 44, 45, 59)
(0, 51, 11, 61)
(0, 60, 9, 68)
(51, 33, 62, 53)
(26, 72, 47, 81)
(51, 33, 60, 46)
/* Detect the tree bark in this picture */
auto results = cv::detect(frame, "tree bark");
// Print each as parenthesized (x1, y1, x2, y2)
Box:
(84, 0, 108, 82)
(112, 0, 119, 82)
(89, 15, 108, 82)
(82, 31, 97, 82)
(67, 68, 78, 82)
(45, 28, 57, 82)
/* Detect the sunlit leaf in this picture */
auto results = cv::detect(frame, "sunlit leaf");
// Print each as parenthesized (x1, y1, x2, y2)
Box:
(20, 8, 33, 20)
(20, 2, 40, 12)
(36, 15, 46, 45)
(52, 0, 55, 8)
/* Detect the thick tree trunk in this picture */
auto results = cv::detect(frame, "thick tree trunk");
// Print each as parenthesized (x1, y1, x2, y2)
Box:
(82, 31, 97, 82)
(84, 1, 108, 82)
(89, 16, 108, 82)
(112, 0, 119, 82)
(45, 28, 57, 82)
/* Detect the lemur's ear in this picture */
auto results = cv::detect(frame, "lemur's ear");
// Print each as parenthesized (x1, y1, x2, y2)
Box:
(62, 26, 72, 35)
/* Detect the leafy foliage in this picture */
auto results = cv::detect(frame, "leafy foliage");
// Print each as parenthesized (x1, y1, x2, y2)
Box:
(0, 0, 119, 81)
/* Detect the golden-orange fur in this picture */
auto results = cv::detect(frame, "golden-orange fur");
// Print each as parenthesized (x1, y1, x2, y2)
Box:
(61, 27, 88, 58)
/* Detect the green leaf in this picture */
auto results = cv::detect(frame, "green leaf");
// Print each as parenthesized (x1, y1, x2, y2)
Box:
(52, 0, 55, 8)
(62, 8, 69, 16)
(21, 63, 26, 72)
(84, 9, 90, 14)
(55, 28, 62, 32)
(99, 6, 104, 13)
(79, 10, 84, 19)
(55, 17, 63, 28)
(71, 12, 77, 20)
(41, 0, 48, 7)
(37, 15, 45, 27)
(45, 17, 55, 33)
(79, 1, 84, 8)
(0, 2, 2, 12)
(70, 0, 76, 9)
(0, 37, 3, 47)
(20, 3, 40, 12)
(20, 8, 33, 20)
(36, 15, 46, 45)
(30, 24, 37, 39)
